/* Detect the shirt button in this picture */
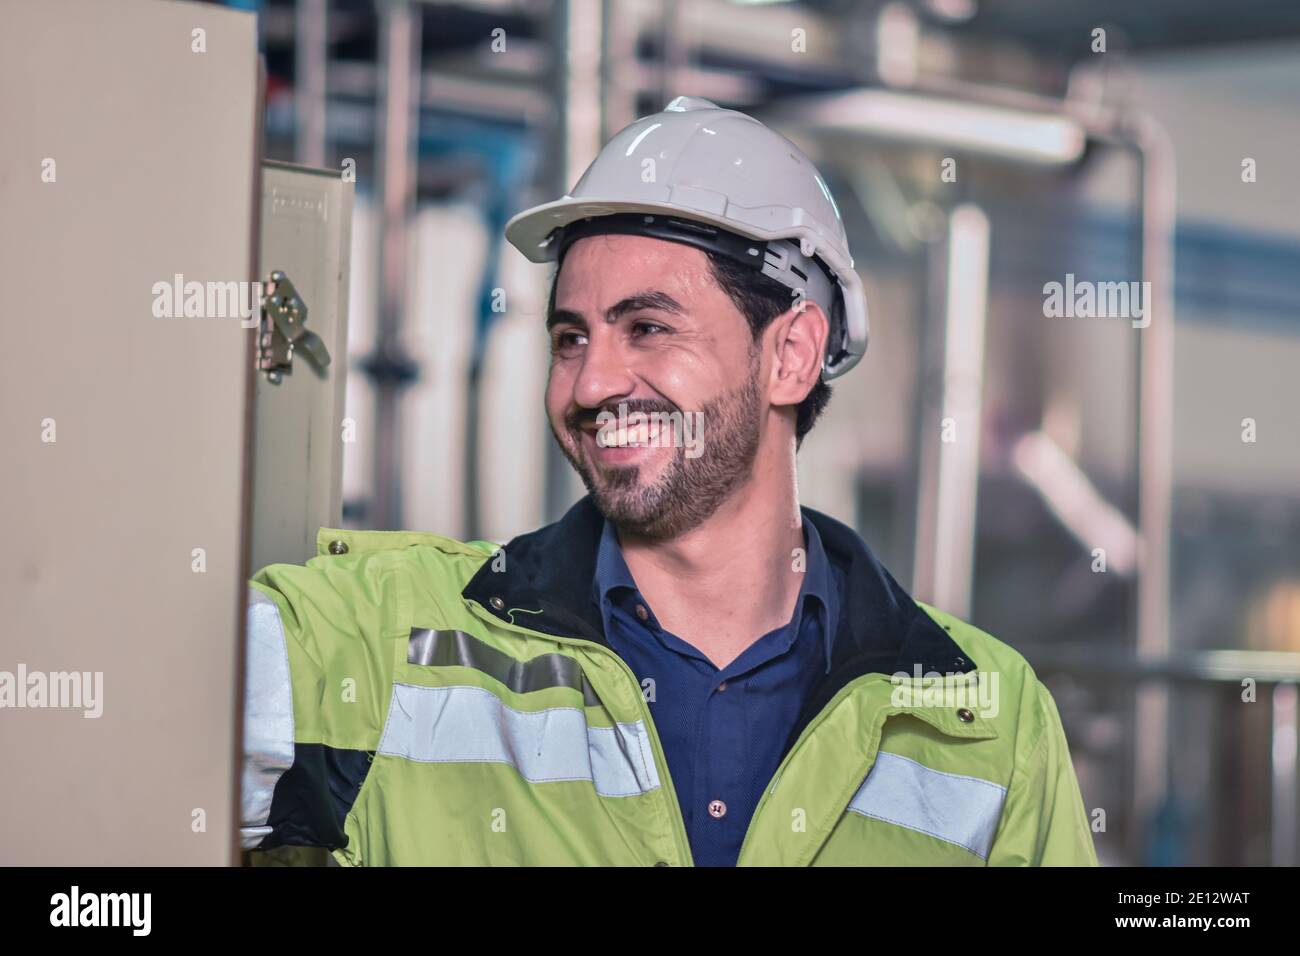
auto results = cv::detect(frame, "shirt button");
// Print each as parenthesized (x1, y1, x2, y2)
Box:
(635, 603, 649, 622)
(717, 681, 728, 692)
(708, 799, 727, 819)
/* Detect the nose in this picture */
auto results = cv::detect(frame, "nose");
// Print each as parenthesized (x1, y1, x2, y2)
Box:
(571, 330, 636, 413)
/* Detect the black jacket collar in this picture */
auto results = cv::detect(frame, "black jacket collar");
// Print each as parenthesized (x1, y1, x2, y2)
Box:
(462, 495, 977, 752)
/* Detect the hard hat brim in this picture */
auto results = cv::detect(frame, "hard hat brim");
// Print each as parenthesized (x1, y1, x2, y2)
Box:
(504, 196, 868, 380)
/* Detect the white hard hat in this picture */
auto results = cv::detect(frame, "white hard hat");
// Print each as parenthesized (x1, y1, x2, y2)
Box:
(504, 95, 868, 380)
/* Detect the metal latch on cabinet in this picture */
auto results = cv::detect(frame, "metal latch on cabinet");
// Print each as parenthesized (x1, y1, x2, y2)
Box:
(258, 270, 331, 384)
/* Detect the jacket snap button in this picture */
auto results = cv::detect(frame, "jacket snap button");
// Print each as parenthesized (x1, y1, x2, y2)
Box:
(489, 596, 506, 611)
(956, 707, 975, 723)
(328, 540, 349, 555)
(654, 861, 670, 867)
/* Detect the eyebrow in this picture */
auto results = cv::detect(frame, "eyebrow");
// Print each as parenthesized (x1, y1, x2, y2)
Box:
(546, 290, 686, 331)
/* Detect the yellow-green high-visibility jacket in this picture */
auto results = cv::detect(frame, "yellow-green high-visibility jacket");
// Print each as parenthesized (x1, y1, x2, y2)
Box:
(241, 496, 1098, 866)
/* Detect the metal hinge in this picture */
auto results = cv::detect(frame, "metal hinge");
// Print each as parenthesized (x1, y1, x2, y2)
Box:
(258, 270, 331, 384)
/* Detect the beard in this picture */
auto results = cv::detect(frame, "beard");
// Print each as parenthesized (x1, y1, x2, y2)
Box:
(550, 354, 764, 541)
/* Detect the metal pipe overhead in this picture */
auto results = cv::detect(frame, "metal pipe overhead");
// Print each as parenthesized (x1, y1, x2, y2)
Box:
(369, 0, 422, 530)
(295, 0, 328, 168)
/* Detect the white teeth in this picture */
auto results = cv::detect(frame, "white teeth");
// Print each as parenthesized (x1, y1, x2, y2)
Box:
(595, 422, 661, 448)
(630, 423, 661, 447)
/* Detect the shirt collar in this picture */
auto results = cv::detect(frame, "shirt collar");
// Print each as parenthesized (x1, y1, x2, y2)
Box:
(592, 518, 638, 606)
(462, 493, 977, 682)
(590, 515, 840, 672)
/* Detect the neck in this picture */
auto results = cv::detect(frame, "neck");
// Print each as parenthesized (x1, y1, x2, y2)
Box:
(615, 435, 804, 669)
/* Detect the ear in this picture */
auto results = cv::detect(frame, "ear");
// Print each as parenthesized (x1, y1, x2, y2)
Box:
(766, 297, 828, 410)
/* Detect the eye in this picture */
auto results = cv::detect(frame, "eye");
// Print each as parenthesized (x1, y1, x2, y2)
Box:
(632, 321, 668, 337)
(551, 329, 587, 352)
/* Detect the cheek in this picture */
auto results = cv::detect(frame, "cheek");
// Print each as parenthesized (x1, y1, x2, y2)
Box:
(644, 351, 730, 410)
(545, 368, 572, 423)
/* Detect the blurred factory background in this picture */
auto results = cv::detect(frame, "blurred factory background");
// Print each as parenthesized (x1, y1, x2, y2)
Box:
(232, 0, 1299, 865)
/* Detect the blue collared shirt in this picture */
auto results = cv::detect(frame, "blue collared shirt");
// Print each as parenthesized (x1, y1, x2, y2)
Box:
(592, 515, 841, 866)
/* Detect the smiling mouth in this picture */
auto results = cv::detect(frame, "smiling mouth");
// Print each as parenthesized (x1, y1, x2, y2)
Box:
(576, 422, 665, 467)
(592, 421, 663, 448)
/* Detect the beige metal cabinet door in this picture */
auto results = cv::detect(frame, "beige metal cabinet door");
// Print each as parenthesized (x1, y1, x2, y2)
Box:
(0, 0, 261, 864)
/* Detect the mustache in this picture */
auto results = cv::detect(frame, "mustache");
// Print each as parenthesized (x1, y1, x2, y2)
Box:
(567, 399, 680, 432)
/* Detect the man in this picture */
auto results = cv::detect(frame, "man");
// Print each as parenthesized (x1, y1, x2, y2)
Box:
(241, 96, 1098, 866)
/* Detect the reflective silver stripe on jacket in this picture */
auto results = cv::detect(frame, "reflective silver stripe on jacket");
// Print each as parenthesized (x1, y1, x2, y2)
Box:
(408, 627, 603, 708)
(377, 683, 661, 798)
(847, 751, 1006, 860)
(241, 586, 295, 848)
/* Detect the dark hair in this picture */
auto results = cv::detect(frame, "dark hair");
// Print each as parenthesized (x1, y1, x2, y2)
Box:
(545, 244, 836, 450)
(702, 250, 834, 450)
